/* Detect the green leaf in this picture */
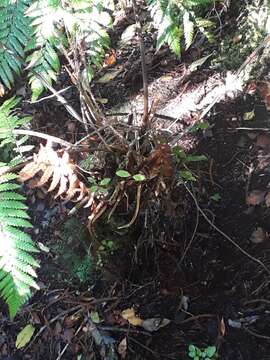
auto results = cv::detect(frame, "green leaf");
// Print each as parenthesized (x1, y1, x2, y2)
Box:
(90, 310, 100, 323)
(185, 155, 207, 162)
(205, 346, 216, 358)
(132, 174, 146, 182)
(99, 177, 111, 186)
(16, 324, 35, 349)
(180, 170, 196, 182)
(173, 146, 186, 160)
(116, 170, 131, 178)
(90, 185, 98, 193)
(189, 122, 209, 132)
(210, 193, 221, 202)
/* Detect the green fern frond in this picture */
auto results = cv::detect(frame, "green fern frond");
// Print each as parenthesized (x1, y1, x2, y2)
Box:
(183, 10, 194, 49)
(148, 0, 215, 55)
(183, 0, 212, 7)
(0, 97, 31, 154)
(148, 0, 182, 56)
(0, 0, 32, 90)
(0, 97, 38, 319)
(25, 0, 63, 100)
(0, 168, 39, 319)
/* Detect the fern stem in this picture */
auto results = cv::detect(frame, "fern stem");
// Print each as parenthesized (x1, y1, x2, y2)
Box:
(131, 0, 149, 128)
(13, 129, 72, 148)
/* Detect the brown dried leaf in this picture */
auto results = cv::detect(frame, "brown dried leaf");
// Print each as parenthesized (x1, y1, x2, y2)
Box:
(56, 175, 68, 198)
(246, 190, 266, 206)
(219, 317, 226, 337)
(265, 192, 270, 207)
(35, 165, 54, 187)
(19, 161, 42, 182)
(118, 337, 127, 359)
(48, 167, 61, 192)
(20, 142, 91, 205)
(256, 134, 270, 149)
(250, 227, 266, 244)
(257, 81, 270, 110)
(144, 144, 173, 179)
(121, 308, 143, 326)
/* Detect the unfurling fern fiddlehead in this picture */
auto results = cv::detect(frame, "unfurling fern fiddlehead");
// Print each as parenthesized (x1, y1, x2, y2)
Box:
(0, 97, 39, 319)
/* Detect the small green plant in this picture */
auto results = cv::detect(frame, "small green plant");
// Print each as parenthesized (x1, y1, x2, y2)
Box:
(173, 146, 207, 183)
(210, 192, 221, 202)
(188, 344, 217, 360)
(116, 170, 146, 182)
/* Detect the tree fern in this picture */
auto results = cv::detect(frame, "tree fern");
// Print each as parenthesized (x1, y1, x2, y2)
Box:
(0, 98, 39, 319)
(0, 0, 32, 91)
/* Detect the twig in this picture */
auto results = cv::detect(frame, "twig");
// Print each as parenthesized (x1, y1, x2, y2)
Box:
(27, 86, 73, 104)
(243, 326, 270, 340)
(13, 129, 72, 147)
(131, 0, 149, 127)
(56, 322, 84, 360)
(183, 183, 270, 275)
(98, 326, 151, 336)
(228, 127, 270, 132)
(179, 314, 215, 324)
(129, 337, 158, 357)
(24, 305, 82, 352)
(29, 70, 84, 124)
(179, 206, 199, 265)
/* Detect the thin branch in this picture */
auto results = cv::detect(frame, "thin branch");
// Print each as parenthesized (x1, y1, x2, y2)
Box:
(183, 183, 270, 275)
(27, 86, 73, 104)
(13, 129, 72, 147)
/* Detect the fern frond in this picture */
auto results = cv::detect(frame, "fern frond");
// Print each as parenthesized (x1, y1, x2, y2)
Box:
(0, 0, 32, 90)
(0, 97, 31, 154)
(0, 97, 38, 319)
(0, 166, 39, 319)
(68, 0, 111, 81)
(183, 10, 194, 49)
(148, 0, 215, 55)
(147, 0, 182, 56)
(183, 0, 212, 7)
(25, 0, 63, 100)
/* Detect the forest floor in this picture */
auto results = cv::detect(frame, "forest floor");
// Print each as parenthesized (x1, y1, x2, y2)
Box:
(2, 3, 270, 360)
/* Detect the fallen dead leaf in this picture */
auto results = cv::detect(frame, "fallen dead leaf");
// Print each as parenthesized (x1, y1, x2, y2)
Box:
(246, 190, 266, 206)
(104, 49, 116, 66)
(54, 321, 62, 336)
(141, 318, 170, 332)
(118, 337, 127, 359)
(256, 134, 270, 149)
(121, 308, 143, 326)
(257, 81, 270, 110)
(219, 317, 226, 337)
(250, 227, 267, 244)
(265, 192, 270, 207)
(16, 324, 35, 349)
(96, 68, 123, 83)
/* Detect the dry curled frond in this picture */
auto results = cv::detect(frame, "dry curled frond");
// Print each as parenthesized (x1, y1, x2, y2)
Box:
(19, 142, 89, 201)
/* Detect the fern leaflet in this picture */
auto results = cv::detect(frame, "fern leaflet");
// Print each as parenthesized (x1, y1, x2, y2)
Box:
(0, 0, 32, 91)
